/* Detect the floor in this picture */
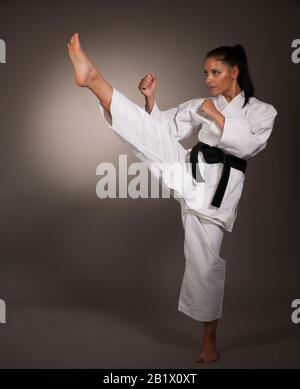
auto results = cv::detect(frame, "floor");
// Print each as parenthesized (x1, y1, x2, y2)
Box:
(1, 296, 299, 369)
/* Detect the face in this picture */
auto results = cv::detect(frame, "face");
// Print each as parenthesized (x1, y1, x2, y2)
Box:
(203, 57, 239, 96)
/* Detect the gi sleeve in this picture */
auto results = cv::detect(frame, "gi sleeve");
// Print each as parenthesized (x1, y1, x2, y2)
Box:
(142, 101, 168, 120)
(217, 103, 278, 159)
(142, 99, 203, 141)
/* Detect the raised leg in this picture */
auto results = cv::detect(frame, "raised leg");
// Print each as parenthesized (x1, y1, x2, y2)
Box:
(67, 32, 113, 113)
(67, 32, 188, 170)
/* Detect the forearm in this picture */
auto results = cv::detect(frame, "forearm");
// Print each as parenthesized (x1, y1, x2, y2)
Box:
(145, 96, 155, 114)
(212, 111, 225, 133)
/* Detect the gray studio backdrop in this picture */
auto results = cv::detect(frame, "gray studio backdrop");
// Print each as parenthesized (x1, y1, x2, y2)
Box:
(0, 0, 299, 368)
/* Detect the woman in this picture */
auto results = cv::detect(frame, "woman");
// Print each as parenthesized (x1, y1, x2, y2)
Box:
(67, 33, 277, 363)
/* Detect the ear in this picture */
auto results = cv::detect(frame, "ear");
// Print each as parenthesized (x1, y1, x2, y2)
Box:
(232, 64, 239, 80)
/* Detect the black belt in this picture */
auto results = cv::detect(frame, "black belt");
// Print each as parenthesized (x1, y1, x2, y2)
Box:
(190, 141, 247, 208)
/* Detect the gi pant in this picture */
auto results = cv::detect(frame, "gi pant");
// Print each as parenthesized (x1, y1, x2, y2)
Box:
(99, 88, 226, 322)
(178, 205, 225, 321)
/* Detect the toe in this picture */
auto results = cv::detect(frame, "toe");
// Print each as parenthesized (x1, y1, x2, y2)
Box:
(196, 353, 204, 363)
(74, 33, 80, 44)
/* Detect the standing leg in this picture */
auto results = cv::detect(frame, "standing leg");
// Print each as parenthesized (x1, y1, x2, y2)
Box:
(199, 319, 219, 363)
(178, 203, 226, 363)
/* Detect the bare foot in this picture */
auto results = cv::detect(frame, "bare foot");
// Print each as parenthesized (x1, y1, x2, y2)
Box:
(196, 337, 220, 363)
(67, 32, 99, 88)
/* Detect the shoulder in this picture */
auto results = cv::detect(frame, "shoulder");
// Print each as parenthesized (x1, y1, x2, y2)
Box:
(177, 96, 207, 112)
(248, 96, 278, 121)
(174, 97, 207, 123)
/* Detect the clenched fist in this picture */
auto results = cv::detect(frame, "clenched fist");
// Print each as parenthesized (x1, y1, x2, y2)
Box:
(138, 73, 158, 98)
(199, 99, 219, 117)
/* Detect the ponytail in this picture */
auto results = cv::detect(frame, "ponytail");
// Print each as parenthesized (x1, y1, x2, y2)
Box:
(205, 44, 255, 107)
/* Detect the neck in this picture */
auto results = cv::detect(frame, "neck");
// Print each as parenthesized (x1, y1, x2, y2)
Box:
(223, 84, 242, 102)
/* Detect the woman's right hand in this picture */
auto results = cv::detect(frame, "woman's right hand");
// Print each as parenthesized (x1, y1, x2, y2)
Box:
(138, 73, 157, 98)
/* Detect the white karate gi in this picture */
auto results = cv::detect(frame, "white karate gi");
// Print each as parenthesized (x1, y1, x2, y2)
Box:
(98, 88, 277, 322)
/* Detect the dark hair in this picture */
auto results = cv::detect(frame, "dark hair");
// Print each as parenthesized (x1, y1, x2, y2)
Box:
(205, 44, 255, 107)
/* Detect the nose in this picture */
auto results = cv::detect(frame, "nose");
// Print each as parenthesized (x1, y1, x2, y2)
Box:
(206, 74, 213, 85)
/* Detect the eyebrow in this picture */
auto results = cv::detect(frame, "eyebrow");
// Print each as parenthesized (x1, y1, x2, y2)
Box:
(203, 68, 221, 73)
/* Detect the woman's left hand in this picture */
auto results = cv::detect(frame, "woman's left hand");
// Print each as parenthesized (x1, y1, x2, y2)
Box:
(198, 99, 225, 131)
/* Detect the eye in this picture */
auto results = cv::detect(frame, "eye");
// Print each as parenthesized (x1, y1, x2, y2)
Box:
(213, 70, 220, 75)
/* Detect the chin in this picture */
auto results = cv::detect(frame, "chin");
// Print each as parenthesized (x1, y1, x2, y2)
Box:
(209, 89, 219, 96)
